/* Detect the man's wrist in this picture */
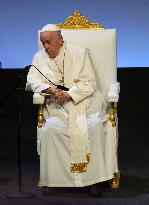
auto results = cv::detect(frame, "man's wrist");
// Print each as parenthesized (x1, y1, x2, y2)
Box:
(66, 94, 72, 101)
(41, 87, 52, 93)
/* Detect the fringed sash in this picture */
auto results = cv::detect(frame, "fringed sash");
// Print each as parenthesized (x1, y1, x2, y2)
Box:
(69, 99, 91, 173)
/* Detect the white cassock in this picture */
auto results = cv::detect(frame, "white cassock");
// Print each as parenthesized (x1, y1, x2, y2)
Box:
(27, 41, 118, 187)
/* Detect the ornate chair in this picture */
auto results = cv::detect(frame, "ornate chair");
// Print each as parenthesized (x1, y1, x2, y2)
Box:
(33, 10, 120, 188)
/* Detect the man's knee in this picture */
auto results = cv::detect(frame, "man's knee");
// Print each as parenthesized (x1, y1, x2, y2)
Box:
(44, 117, 66, 130)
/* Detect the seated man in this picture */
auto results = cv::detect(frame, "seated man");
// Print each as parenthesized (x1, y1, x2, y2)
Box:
(27, 24, 111, 196)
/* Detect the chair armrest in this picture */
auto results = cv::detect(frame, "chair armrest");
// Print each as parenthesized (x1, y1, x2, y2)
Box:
(32, 93, 45, 128)
(32, 93, 45, 127)
(107, 82, 120, 103)
(33, 93, 45, 104)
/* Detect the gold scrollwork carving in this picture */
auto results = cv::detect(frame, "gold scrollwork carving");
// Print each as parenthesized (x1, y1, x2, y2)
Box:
(56, 10, 104, 30)
(109, 102, 117, 127)
(38, 104, 43, 128)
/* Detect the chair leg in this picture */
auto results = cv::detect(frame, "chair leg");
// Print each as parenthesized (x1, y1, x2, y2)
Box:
(110, 170, 120, 189)
(37, 180, 43, 188)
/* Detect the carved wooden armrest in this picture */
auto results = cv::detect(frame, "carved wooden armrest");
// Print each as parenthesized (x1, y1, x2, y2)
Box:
(108, 102, 117, 127)
(37, 105, 44, 128)
(107, 82, 120, 127)
(108, 102, 120, 189)
(107, 83, 120, 188)
(33, 93, 45, 128)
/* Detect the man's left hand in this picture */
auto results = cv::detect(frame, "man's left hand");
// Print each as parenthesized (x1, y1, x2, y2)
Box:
(54, 90, 72, 103)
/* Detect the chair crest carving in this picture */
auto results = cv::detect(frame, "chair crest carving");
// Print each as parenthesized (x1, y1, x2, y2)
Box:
(56, 10, 104, 30)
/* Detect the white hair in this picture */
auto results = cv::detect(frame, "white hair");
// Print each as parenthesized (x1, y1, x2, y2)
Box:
(41, 24, 61, 32)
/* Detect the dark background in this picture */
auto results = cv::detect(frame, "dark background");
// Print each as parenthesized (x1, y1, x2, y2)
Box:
(0, 68, 148, 117)
(0, 68, 149, 204)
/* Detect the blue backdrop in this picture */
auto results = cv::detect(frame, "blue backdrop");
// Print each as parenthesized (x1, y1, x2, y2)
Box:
(0, 0, 149, 68)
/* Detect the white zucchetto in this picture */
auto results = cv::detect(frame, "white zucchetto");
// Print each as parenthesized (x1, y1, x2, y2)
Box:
(41, 24, 61, 32)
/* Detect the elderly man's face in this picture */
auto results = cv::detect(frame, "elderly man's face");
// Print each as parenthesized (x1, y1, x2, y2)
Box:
(40, 31, 63, 58)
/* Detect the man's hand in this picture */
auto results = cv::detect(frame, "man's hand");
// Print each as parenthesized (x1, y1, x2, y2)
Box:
(54, 90, 72, 103)
(41, 87, 72, 103)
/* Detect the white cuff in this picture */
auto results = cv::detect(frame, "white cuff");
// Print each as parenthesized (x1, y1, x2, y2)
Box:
(31, 83, 50, 93)
(33, 93, 45, 104)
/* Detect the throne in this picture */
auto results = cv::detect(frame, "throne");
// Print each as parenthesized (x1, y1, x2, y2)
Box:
(33, 11, 120, 188)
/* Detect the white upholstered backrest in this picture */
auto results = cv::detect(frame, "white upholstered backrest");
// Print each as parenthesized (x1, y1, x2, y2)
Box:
(38, 29, 117, 89)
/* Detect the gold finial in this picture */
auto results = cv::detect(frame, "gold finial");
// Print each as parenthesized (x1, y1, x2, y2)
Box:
(57, 10, 104, 30)
(73, 10, 81, 16)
